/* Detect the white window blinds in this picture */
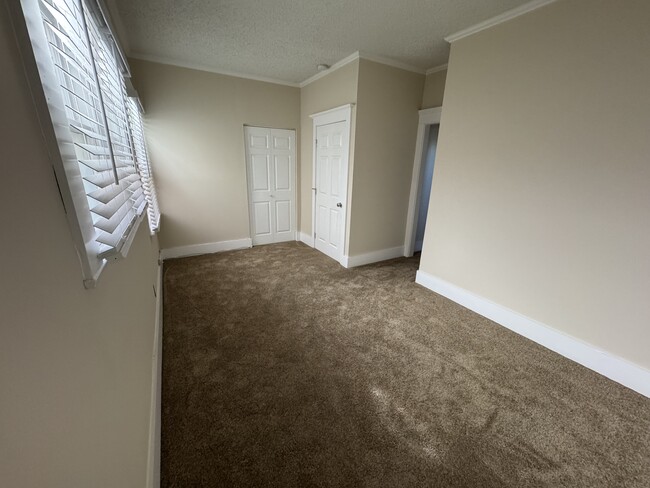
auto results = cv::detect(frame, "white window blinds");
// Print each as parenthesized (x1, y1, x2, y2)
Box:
(127, 98, 161, 234)
(15, 0, 160, 286)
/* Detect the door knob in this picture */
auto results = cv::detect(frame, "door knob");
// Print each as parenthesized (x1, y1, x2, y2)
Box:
(336, 202, 342, 208)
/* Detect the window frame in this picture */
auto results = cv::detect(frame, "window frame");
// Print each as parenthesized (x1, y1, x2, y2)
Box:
(9, 0, 153, 288)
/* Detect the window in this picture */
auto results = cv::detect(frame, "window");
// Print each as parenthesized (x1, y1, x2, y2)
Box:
(12, 0, 160, 287)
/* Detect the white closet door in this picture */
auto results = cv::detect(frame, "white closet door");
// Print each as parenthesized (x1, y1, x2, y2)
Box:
(314, 121, 346, 261)
(245, 127, 296, 245)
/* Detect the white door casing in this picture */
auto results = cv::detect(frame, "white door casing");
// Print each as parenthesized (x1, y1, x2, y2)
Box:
(310, 104, 353, 266)
(404, 107, 442, 257)
(245, 127, 296, 245)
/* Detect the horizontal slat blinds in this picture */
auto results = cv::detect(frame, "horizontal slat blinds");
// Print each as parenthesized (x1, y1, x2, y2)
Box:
(83, 0, 144, 257)
(127, 97, 161, 233)
(37, 0, 150, 259)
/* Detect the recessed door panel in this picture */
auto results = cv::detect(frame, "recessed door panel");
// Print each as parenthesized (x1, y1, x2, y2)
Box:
(318, 205, 329, 243)
(275, 200, 291, 233)
(250, 134, 269, 149)
(251, 154, 270, 191)
(330, 156, 341, 197)
(329, 209, 339, 247)
(275, 155, 291, 191)
(331, 132, 343, 147)
(273, 135, 290, 150)
(254, 202, 271, 236)
(318, 156, 328, 194)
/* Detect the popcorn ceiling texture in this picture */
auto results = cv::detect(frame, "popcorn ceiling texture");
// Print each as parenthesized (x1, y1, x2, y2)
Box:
(161, 242, 650, 487)
(114, 0, 533, 83)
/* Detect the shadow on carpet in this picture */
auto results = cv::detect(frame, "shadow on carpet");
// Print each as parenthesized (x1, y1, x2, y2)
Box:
(161, 242, 650, 487)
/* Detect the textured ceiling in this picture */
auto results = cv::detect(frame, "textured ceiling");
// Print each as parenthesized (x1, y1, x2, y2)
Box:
(113, 0, 533, 84)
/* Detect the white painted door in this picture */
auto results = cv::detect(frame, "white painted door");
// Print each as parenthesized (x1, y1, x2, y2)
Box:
(315, 121, 347, 261)
(245, 127, 296, 245)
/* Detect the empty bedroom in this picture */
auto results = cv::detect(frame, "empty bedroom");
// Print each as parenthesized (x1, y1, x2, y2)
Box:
(1, 0, 649, 487)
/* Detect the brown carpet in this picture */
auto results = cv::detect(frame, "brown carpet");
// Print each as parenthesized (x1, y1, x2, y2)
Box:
(162, 242, 650, 487)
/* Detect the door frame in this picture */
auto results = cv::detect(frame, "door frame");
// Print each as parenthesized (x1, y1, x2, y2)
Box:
(309, 104, 354, 266)
(243, 126, 297, 245)
(404, 107, 442, 257)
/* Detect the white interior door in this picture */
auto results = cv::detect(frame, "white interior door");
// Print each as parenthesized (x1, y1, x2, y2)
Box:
(315, 121, 347, 261)
(245, 127, 296, 245)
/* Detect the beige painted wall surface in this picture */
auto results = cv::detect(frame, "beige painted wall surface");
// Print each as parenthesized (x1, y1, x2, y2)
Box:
(130, 59, 300, 250)
(348, 59, 424, 256)
(421, 69, 447, 108)
(299, 60, 359, 237)
(420, 0, 650, 369)
(0, 7, 160, 487)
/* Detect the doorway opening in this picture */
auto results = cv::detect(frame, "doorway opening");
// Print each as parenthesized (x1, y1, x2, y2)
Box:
(414, 124, 439, 253)
(404, 107, 442, 257)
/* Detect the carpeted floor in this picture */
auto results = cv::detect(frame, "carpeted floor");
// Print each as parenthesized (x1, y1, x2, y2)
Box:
(162, 242, 650, 487)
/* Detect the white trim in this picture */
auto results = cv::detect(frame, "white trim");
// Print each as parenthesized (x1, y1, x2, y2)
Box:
(445, 0, 560, 43)
(160, 238, 252, 260)
(357, 51, 425, 75)
(309, 103, 355, 121)
(311, 104, 353, 267)
(300, 51, 425, 88)
(425, 63, 448, 75)
(342, 246, 404, 269)
(404, 107, 442, 257)
(415, 270, 650, 399)
(145, 262, 163, 488)
(130, 50, 427, 89)
(299, 51, 360, 88)
(298, 231, 314, 247)
(129, 52, 300, 88)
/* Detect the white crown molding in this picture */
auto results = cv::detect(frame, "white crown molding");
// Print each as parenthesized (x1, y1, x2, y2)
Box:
(299, 51, 361, 88)
(299, 51, 426, 88)
(129, 53, 301, 88)
(445, 0, 560, 43)
(160, 238, 252, 260)
(131, 49, 428, 89)
(309, 103, 355, 120)
(357, 51, 425, 75)
(425, 63, 448, 75)
(415, 270, 650, 399)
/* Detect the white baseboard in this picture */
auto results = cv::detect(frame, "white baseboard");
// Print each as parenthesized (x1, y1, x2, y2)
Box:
(415, 270, 650, 398)
(160, 238, 252, 260)
(343, 246, 404, 268)
(298, 231, 314, 247)
(146, 264, 163, 488)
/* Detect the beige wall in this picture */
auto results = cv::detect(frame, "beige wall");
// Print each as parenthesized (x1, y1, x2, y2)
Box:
(299, 60, 359, 237)
(420, 0, 650, 369)
(0, 7, 160, 487)
(348, 59, 424, 256)
(130, 59, 300, 250)
(421, 69, 447, 108)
